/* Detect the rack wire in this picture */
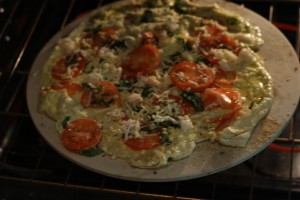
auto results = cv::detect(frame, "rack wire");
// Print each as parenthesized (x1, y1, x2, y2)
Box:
(0, 0, 300, 199)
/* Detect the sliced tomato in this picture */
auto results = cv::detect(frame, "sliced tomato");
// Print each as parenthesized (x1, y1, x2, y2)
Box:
(102, 27, 116, 36)
(215, 69, 237, 86)
(61, 118, 101, 151)
(202, 87, 241, 110)
(141, 32, 158, 45)
(123, 133, 161, 151)
(49, 81, 82, 96)
(80, 27, 116, 51)
(170, 61, 215, 91)
(51, 53, 88, 81)
(210, 108, 240, 131)
(202, 87, 242, 130)
(199, 24, 241, 54)
(80, 33, 103, 50)
(121, 44, 160, 79)
(81, 81, 122, 108)
(169, 94, 196, 115)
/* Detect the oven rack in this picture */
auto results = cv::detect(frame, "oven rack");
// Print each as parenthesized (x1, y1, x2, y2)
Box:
(0, 0, 300, 199)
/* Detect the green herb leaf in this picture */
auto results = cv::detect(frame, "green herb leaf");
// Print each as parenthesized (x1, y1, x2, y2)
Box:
(195, 56, 210, 65)
(84, 24, 102, 34)
(109, 39, 127, 50)
(82, 82, 100, 93)
(227, 17, 238, 26)
(80, 146, 102, 157)
(141, 9, 154, 23)
(181, 92, 204, 111)
(141, 87, 153, 97)
(62, 116, 71, 129)
(154, 120, 180, 128)
(117, 79, 132, 91)
(173, 0, 187, 14)
(64, 53, 77, 67)
(160, 134, 172, 146)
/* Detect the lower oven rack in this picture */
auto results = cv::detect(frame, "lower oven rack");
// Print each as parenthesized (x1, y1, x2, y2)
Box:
(0, 0, 300, 199)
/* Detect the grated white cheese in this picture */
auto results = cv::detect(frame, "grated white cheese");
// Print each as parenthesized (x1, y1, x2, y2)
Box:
(127, 93, 143, 108)
(178, 115, 194, 132)
(121, 119, 141, 140)
(59, 37, 76, 56)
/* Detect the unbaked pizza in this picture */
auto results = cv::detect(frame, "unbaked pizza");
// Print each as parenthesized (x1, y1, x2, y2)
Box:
(39, 0, 272, 168)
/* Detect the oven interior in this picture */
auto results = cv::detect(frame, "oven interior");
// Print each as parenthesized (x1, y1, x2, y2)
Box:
(1, 0, 300, 199)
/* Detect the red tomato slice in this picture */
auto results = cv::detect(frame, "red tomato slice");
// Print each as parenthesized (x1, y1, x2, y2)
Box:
(199, 24, 241, 54)
(81, 81, 122, 108)
(50, 81, 82, 96)
(203, 87, 241, 110)
(102, 27, 116, 36)
(51, 53, 88, 81)
(202, 87, 242, 130)
(170, 61, 215, 91)
(215, 69, 237, 86)
(123, 133, 161, 151)
(141, 32, 158, 45)
(121, 44, 160, 79)
(210, 108, 240, 131)
(80, 28, 116, 51)
(61, 119, 101, 151)
(80, 33, 103, 50)
(169, 95, 196, 115)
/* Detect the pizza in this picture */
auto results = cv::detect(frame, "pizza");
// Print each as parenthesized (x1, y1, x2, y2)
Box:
(39, 0, 272, 168)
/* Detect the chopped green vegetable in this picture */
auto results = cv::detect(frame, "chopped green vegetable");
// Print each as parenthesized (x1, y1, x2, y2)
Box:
(64, 53, 77, 66)
(83, 64, 94, 73)
(82, 82, 99, 93)
(109, 39, 127, 50)
(62, 116, 71, 129)
(227, 17, 238, 26)
(154, 120, 180, 128)
(160, 134, 172, 146)
(181, 92, 204, 111)
(141, 9, 154, 23)
(173, 0, 187, 14)
(117, 79, 132, 91)
(141, 87, 153, 97)
(176, 37, 192, 51)
(80, 146, 102, 157)
(195, 56, 210, 65)
(84, 24, 102, 34)
(94, 93, 114, 107)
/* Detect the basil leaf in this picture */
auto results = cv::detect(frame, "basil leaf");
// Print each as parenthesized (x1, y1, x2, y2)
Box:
(82, 82, 99, 93)
(64, 53, 77, 66)
(195, 56, 210, 65)
(141, 9, 154, 23)
(173, 0, 187, 14)
(141, 87, 153, 97)
(117, 79, 132, 91)
(154, 120, 180, 128)
(62, 116, 71, 129)
(80, 147, 102, 157)
(160, 134, 172, 146)
(109, 39, 127, 50)
(181, 92, 204, 111)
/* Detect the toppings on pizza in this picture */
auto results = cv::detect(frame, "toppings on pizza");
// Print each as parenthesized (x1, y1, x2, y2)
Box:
(51, 53, 88, 81)
(60, 118, 101, 151)
(39, 0, 272, 169)
(170, 61, 215, 91)
(80, 81, 122, 108)
(121, 44, 161, 79)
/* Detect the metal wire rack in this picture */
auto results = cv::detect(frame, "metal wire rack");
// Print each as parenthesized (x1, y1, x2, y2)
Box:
(0, 0, 300, 199)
